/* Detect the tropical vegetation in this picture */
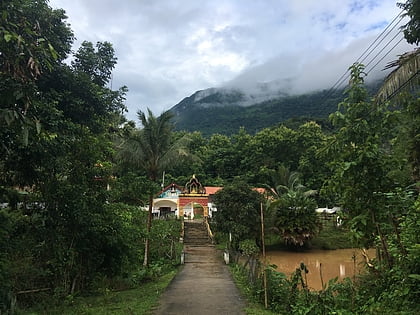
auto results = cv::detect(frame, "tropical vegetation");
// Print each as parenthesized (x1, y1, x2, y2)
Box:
(0, 0, 419, 314)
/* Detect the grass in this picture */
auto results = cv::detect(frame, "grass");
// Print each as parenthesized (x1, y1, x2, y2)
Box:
(310, 224, 355, 249)
(22, 269, 178, 315)
(244, 306, 278, 315)
(229, 264, 278, 315)
(215, 225, 354, 253)
(264, 225, 355, 251)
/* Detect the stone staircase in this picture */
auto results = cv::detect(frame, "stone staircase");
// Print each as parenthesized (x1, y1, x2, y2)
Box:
(183, 220, 211, 246)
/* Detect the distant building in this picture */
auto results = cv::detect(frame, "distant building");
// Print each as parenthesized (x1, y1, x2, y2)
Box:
(315, 207, 342, 227)
(152, 175, 222, 219)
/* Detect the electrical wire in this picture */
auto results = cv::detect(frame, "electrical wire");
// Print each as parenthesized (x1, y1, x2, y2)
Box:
(366, 36, 405, 75)
(320, 8, 406, 102)
(359, 14, 405, 66)
(382, 70, 419, 102)
(317, 68, 419, 155)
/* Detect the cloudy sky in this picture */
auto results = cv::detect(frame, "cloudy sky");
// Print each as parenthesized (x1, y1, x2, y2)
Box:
(48, 0, 414, 121)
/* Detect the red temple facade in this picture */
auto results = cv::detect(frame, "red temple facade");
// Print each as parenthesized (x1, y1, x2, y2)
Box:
(152, 175, 221, 218)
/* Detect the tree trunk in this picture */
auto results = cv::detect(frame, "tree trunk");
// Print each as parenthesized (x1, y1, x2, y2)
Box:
(390, 214, 407, 256)
(143, 195, 153, 266)
(371, 209, 392, 268)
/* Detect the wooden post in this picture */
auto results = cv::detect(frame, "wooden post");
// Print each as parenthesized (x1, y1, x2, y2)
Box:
(261, 202, 268, 309)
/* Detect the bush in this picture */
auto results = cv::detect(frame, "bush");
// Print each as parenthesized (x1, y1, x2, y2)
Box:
(310, 225, 355, 249)
(231, 260, 360, 314)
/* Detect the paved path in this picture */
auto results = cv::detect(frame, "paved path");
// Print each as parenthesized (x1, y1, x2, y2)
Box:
(153, 245, 246, 315)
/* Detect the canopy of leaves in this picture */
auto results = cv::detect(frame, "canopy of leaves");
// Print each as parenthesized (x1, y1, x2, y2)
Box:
(72, 41, 117, 87)
(0, 2, 140, 310)
(264, 165, 319, 247)
(0, 0, 74, 144)
(271, 191, 319, 247)
(398, 0, 420, 45)
(213, 181, 264, 249)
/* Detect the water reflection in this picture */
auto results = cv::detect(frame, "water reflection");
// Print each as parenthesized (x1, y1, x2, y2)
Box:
(266, 248, 375, 290)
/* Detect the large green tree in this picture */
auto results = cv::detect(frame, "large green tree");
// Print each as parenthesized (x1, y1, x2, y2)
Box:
(203, 133, 237, 181)
(0, 0, 73, 143)
(295, 121, 331, 192)
(398, 0, 420, 45)
(212, 181, 264, 250)
(0, 1, 134, 308)
(327, 63, 410, 265)
(72, 41, 117, 87)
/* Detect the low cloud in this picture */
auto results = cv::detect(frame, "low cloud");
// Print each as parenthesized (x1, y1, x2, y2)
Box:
(48, 0, 414, 119)
(224, 31, 415, 97)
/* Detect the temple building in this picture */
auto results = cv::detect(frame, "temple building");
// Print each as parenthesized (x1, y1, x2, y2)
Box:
(152, 175, 221, 219)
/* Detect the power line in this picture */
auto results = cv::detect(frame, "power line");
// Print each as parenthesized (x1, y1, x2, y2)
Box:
(358, 12, 405, 65)
(318, 67, 419, 155)
(320, 8, 406, 102)
(335, 11, 403, 86)
(382, 70, 419, 102)
(366, 36, 405, 75)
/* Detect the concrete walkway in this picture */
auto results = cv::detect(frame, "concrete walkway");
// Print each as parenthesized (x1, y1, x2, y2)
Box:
(153, 245, 246, 315)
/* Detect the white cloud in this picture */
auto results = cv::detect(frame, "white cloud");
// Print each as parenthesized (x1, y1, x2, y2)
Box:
(48, 0, 414, 121)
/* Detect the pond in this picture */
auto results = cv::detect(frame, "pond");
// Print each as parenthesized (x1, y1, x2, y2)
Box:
(266, 248, 375, 290)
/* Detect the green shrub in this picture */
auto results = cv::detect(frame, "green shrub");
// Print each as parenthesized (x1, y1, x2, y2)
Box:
(310, 225, 355, 249)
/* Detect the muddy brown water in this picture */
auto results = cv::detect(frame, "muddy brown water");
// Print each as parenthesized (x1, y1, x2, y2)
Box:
(266, 248, 375, 290)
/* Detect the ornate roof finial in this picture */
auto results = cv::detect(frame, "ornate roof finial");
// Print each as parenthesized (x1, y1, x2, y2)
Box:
(184, 174, 205, 194)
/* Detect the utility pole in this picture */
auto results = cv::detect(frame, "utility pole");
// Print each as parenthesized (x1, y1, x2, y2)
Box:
(261, 202, 268, 309)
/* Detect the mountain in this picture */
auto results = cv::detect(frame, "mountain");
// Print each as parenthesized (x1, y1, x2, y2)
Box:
(170, 82, 383, 136)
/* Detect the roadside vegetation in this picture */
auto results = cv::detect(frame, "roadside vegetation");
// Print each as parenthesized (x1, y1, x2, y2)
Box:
(263, 224, 355, 251)
(23, 270, 178, 315)
(210, 61, 419, 313)
(309, 225, 355, 250)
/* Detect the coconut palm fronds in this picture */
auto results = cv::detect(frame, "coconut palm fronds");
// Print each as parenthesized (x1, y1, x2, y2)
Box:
(376, 48, 420, 103)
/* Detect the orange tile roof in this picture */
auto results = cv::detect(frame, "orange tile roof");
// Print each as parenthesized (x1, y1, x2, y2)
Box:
(204, 186, 268, 195)
(204, 186, 223, 195)
(253, 187, 267, 194)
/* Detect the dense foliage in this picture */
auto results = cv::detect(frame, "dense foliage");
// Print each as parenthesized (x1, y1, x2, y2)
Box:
(0, 0, 419, 313)
(171, 89, 345, 136)
(0, 1, 182, 312)
(398, 0, 420, 45)
(171, 82, 383, 137)
(226, 65, 420, 313)
(212, 181, 264, 250)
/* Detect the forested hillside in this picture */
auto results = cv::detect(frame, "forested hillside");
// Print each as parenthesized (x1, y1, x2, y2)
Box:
(1, 0, 419, 314)
(171, 82, 383, 136)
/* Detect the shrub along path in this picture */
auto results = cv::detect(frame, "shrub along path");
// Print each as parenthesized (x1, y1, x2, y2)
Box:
(152, 244, 246, 315)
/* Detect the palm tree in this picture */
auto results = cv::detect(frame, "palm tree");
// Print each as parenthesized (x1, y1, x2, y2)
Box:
(264, 165, 317, 199)
(376, 49, 419, 103)
(375, 1, 420, 185)
(118, 108, 189, 266)
(264, 165, 319, 247)
(376, 0, 419, 103)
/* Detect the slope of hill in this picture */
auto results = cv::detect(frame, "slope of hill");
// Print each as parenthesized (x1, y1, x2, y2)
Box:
(170, 89, 341, 136)
(170, 81, 382, 136)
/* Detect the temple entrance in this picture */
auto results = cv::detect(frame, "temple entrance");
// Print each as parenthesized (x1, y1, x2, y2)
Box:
(181, 202, 205, 219)
(178, 175, 209, 218)
(153, 175, 217, 219)
(193, 204, 204, 217)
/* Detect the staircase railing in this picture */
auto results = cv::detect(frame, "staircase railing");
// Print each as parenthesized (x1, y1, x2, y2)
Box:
(203, 217, 214, 244)
(181, 217, 185, 243)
